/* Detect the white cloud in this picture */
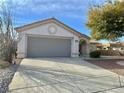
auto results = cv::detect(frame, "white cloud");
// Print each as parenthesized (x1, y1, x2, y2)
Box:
(0, 0, 95, 26)
(7, 0, 88, 13)
(1, 0, 88, 20)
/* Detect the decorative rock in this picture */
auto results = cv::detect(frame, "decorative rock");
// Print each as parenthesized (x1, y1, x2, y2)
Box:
(117, 61, 124, 66)
(0, 64, 18, 93)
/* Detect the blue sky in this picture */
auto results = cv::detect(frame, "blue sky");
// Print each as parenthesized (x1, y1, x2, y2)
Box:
(2, 0, 124, 42)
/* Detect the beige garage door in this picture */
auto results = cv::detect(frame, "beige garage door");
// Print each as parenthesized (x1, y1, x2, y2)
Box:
(27, 37, 71, 57)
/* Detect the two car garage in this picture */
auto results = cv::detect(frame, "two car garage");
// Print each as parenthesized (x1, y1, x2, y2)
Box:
(16, 18, 90, 58)
(27, 37, 71, 57)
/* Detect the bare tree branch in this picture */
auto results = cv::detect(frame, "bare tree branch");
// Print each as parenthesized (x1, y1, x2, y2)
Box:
(0, 2, 17, 62)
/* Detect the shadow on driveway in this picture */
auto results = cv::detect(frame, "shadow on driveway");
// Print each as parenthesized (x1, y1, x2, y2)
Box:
(8, 58, 124, 93)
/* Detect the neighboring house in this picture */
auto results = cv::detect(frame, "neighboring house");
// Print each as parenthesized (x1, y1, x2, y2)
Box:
(102, 43, 111, 50)
(90, 41, 124, 51)
(108, 42, 124, 51)
(101, 42, 124, 51)
(16, 18, 90, 58)
(90, 40, 102, 51)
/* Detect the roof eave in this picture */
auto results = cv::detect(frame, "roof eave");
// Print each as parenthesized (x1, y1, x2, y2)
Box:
(15, 18, 90, 40)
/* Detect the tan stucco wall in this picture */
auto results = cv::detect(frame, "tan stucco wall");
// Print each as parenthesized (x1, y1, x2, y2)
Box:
(17, 22, 80, 58)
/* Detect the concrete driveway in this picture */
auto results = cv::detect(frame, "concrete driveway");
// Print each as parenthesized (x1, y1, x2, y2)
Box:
(8, 58, 124, 93)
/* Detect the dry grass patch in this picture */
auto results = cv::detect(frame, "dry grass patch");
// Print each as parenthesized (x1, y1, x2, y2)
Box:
(0, 60, 10, 69)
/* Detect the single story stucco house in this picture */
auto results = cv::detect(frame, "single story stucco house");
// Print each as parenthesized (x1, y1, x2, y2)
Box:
(16, 18, 90, 58)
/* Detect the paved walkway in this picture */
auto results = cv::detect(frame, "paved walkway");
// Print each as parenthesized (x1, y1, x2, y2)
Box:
(8, 58, 124, 93)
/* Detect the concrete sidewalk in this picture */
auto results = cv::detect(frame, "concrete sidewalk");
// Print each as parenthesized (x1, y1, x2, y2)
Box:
(8, 58, 124, 93)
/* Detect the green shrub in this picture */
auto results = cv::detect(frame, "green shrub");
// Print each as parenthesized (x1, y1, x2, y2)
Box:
(90, 51, 101, 58)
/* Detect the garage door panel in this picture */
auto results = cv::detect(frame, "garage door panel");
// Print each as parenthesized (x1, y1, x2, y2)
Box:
(27, 37, 71, 57)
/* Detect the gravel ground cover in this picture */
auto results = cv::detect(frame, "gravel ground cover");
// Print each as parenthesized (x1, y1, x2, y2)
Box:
(0, 59, 21, 93)
(86, 59, 124, 76)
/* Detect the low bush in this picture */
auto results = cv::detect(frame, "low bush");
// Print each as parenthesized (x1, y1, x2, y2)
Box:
(90, 51, 101, 58)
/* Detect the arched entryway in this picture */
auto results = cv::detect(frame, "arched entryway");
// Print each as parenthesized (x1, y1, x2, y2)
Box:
(79, 39, 90, 56)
